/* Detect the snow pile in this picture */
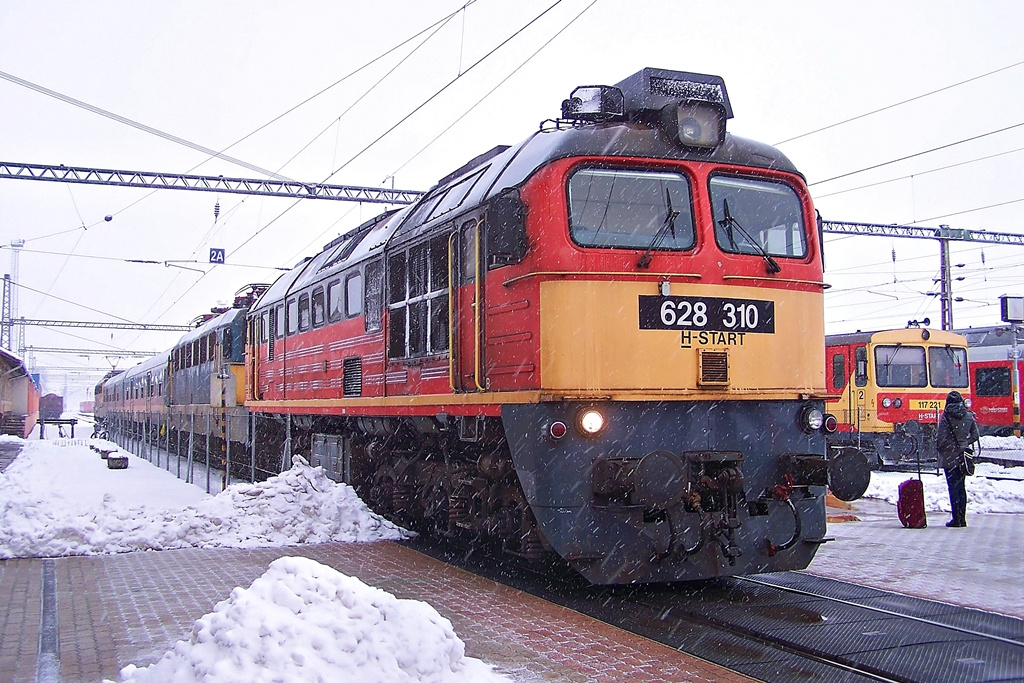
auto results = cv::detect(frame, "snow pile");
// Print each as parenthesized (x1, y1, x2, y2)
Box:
(862, 461, 1024, 514)
(118, 556, 508, 683)
(0, 438, 408, 559)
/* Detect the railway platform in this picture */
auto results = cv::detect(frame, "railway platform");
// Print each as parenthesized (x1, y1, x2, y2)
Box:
(1, 541, 754, 683)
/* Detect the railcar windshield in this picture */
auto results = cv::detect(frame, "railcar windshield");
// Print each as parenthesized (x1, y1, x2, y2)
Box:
(928, 346, 969, 388)
(874, 345, 927, 387)
(567, 168, 695, 250)
(710, 176, 807, 258)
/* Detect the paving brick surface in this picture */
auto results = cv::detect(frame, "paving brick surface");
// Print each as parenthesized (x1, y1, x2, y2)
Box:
(0, 559, 41, 683)
(3, 542, 753, 682)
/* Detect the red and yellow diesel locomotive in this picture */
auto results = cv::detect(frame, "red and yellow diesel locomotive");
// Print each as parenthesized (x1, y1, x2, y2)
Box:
(100, 68, 845, 584)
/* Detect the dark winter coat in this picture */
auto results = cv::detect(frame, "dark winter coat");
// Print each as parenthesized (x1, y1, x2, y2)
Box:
(935, 401, 980, 470)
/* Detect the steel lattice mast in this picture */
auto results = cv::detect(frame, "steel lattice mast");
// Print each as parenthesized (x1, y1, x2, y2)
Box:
(0, 161, 424, 205)
(820, 220, 1024, 330)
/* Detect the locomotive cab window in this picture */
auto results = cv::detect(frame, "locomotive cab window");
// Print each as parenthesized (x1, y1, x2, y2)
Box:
(287, 298, 298, 335)
(874, 345, 927, 387)
(345, 271, 363, 318)
(298, 293, 311, 332)
(710, 176, 807, 258)
(567, 168, 695, 251)
(928, 346, 969, 388)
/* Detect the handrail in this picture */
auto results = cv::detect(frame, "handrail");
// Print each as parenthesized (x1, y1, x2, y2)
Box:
(722, 275, 830, 288)
(473, 220, 486, 391)
(503, 270, 702, 287)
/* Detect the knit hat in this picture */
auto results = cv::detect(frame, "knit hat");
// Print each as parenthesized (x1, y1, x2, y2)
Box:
(946, 390, 964, 404)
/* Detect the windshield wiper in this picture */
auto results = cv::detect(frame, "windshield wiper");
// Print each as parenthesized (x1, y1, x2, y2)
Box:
(637, 187, 680, 269)
(718, 199, 781, 274)
(884, 343, 903, 371)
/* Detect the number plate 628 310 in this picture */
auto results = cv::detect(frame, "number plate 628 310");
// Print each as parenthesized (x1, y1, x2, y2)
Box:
(639, 295, 775, 334)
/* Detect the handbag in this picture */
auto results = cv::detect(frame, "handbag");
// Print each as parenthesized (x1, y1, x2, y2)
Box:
(957, 450, 976, 476)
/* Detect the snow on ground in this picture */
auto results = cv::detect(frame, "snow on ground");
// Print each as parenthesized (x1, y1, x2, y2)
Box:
(1, 436, 509, 682)
(119, 556, 508, 683)
(0, 435, 409, 559)
(860, 435, 1024, 514)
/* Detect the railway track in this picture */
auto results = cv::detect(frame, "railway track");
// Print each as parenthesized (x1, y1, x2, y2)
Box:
(408, 538, 1024, 682)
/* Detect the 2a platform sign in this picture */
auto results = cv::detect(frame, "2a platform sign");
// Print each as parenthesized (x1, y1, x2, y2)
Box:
(209, 248, 225, 264)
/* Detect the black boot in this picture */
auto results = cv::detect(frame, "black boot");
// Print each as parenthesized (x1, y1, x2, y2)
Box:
(946, 519, 959, 527)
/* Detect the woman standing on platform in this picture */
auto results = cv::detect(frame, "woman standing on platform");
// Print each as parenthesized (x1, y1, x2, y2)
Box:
(935, 390, 979, 528)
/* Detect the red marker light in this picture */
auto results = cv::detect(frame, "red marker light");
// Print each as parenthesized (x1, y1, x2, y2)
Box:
(549, 421, 567, 440)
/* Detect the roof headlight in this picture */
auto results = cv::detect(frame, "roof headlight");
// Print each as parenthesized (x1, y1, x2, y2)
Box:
(662, 100, 726, 149)
(576, 408, 606, 437)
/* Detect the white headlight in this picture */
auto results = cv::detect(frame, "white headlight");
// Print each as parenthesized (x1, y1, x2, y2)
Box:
(882, 397, 892, 408)
(802, 406, 824, 432)
(577, 408, 606, 436)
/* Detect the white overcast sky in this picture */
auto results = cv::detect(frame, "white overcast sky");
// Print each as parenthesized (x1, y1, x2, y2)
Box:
(3, 0, 1024, 398)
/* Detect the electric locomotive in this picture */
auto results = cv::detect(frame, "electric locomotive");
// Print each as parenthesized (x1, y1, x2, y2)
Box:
(957, 325, 1023, 436)
(825, 324, 970, 468)
(246, 67, 838, 584)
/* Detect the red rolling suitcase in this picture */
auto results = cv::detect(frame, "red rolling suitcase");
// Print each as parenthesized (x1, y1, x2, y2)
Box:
(897, 478, 927, 528)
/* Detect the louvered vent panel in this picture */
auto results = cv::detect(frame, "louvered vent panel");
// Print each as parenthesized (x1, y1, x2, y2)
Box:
(699, 349, 729, 386)
(343, 357, 362, 397)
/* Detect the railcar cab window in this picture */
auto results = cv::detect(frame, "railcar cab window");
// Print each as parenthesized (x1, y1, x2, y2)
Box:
(928, 346, 969, 388)
(387, 236, 449, 358)
(710, 176, 807, 258)
(567, 169, 695, 250)
(874, 345, 927, 388)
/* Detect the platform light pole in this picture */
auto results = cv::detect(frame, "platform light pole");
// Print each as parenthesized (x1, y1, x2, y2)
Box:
(1000, 295, 1024, 437)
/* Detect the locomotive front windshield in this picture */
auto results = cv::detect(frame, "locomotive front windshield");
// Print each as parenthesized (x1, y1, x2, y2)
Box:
(567, 169, 695, 250)
(710, 176, 807, 258)
(928, 346, 969, 388)
(874, 345, 927, 387)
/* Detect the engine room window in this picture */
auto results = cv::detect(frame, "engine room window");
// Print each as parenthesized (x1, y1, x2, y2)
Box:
(275, 304, 285, 339)
(327, 279, 343, 323)
(568, 168, 695, 251)
(387, 235, 450, 358)
(298, 293, 311, 332)
(311, 286, 325, 328)
(345, 272, 363, 318)
(287, 298, 298, 335)
(874, 345, 927, 388)
(710, 176, 807, 258)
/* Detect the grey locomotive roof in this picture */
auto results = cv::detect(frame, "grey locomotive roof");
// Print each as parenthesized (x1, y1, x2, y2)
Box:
(954, 325, 1022, 348)
(175, 307, 246, 347)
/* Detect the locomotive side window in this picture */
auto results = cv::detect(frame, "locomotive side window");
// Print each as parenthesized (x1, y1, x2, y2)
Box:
(928, 346, 969, 388)
(568, 169, 695, 250)
(874, 345, 927, 387)
(975, 366, 1011, 396)
(710, 176, 807, 258)
(275, 304, 285, 339)
(345, 271, 362, 318)
(311, 286, 325, 328)
(831, 353, 846, 390)
(365, 259, 384, 332)
(327, 279, 343, 323)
